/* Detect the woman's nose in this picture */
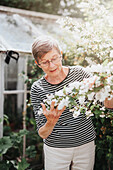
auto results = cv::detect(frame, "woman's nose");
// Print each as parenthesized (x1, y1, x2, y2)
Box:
(49, 61, 55, 68)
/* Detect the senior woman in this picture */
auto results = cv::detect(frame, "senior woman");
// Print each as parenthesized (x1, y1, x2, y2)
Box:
(30, 35, 96, 170)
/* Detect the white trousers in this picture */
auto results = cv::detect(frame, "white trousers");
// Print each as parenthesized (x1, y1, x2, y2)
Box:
(44, 141, 95, 170)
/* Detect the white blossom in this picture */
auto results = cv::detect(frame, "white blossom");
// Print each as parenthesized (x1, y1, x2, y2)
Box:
(68, 81, 81, 89)
(87, 92, 95, 100)
(107, 76, 113, 85)
(100, 114, 106, 118)
(55, 90, 65, 97)
(73, 110, 80, 118)
(46, 94, 54, 100)
(38, 108, 43, 115)
(86, 110, 94, 119)
(100, 107, 105, 111)
(57, 97, 69, 110)
(79, 96, 85, 105)
(110, 50, 113, 58)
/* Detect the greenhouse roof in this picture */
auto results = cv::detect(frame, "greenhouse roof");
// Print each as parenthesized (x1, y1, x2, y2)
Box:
(0, 6, 62, 53)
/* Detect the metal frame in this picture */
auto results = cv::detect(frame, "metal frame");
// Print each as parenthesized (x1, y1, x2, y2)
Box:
(0, 53, 4, 138)
(0, 51, 31, 140)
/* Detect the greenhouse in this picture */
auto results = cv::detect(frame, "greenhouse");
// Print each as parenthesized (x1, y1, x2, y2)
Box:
(0, 5, 62, 137)
(0, 6, 63, 169)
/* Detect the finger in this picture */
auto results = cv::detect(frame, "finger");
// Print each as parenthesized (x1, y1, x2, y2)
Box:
(50, 101, 55, 111)
(41, 103, 46, 112)
(61, 106, 66, 112)
(41, 103, 49, 117)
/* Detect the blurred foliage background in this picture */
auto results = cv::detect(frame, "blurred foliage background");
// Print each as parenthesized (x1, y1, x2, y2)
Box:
(0, 0, 113, 18)
(0, 0, 81, 17)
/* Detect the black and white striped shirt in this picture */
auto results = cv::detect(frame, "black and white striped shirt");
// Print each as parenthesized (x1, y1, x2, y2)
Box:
(30, 66, 96, 148)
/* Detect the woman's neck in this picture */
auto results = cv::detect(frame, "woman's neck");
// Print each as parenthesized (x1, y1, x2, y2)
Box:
(45, 67, 69, 84)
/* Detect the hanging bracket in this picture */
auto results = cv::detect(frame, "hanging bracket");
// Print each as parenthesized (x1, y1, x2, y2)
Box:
(5, 50, 19, 64)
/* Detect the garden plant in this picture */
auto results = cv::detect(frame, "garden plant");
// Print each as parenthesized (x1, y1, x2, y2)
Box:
(55, 1, 113, 169)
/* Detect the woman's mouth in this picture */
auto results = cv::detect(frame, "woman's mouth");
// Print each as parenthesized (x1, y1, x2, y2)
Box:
(50, 68, 57, 72)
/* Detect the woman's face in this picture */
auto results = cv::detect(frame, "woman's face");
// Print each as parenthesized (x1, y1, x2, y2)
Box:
(38, 48, 63, 78)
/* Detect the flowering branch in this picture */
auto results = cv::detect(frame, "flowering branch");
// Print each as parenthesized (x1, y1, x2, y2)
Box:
(38, 61, 113, 120)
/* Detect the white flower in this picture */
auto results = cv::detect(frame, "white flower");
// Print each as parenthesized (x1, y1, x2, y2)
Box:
(73, 110, 80, 118)
(105, 85, 111, 91)
(57, 97, 69, 110)
(95, 92, 103, 101)
(100, 114, 105, 118)
(68, 81, 81, 89)
(107, 76, 113, 85)
(86, 110, 91, 115)
(88, 64, 105, 73)
(100, 107, 105, 111)
(60, 0, 65, 7)
(95, 88, 110, 102)
(69, 108, 75, 112)
(80, 83, 89, 92)
(46, 99, 52, 105)
(79, 96, 85, 105)
(46, 94, 54, 100)
(95, 78, 101, 87)
(57, 102, 65, 110)
(87, 92, 95, 100)
(65, 86, 73, 94)
(86, 110, 94, 118)
(79, 88, 88, 95)
(55, 90, 65, 97)
(110, 50, 113, 58)
(38, 108, 43, 115)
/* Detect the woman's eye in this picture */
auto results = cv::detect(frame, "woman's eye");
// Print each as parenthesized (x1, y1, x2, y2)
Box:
(52, 57, 57, 61)
(42, 61, 47, 64)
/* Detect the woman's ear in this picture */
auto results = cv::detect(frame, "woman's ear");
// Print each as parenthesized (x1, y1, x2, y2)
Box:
(35, 60, 41, 68)
(35, 60, 38, 65)
(61, 51, 63, 55)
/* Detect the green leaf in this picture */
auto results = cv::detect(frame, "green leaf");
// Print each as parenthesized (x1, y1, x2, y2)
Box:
(0, 137, 13, 156)
(100, 118, 105, 124)
(0, 160, 16, 170)
(90, 105, 95, 111)
(18, 129, 29, 136)
(4, 114, 9, 125)
(30, 118, 36, 127)
(26, 145, 37, 158)
(63, 85, 66, 94)
(17, 158, 30, 170)
(93, 86, 103, 92)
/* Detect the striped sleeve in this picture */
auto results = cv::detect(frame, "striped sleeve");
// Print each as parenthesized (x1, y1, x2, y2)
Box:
(30, 83, 47, 132)
(76, 66, 92, 80)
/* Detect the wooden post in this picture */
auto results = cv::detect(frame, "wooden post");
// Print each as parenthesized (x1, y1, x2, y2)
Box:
(22, 56, 27, 158)
(0, 53, 4, 139)
(17, 57, 25, 109)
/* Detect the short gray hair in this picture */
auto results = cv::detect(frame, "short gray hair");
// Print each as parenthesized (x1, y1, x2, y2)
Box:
(32, 35, 61, 62)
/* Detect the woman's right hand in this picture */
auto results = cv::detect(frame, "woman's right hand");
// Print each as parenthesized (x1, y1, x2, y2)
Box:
(38, 101, 65, 139)
(41, 101, 65, 126)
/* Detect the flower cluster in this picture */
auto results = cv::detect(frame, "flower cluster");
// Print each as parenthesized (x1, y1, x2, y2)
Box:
(38, 62, 113, 119)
